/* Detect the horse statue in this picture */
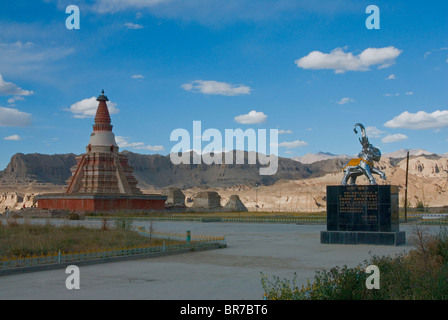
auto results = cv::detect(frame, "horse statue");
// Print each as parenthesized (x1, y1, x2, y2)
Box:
(341, 123, 386, 185)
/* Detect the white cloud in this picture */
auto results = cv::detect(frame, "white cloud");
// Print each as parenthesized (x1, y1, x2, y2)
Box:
(131, 74, 144, 79)
(385, 110, 448, 130)
(423, 47, 448, 61)
(4, 134, 21, 141)
(366, 126, 385, 138)
(7, 96, 25, 106)
(0, 106, 31, 127)
(295, 46, 402, 73)
(384, 93, 399, 97)
(116, 136, 164, 151)
(93, 0, 167, 13)
(0, 41, 75, 75)
(124, 22, 144, 29)
(0, 41, 33, 49)
(182, 80, 251, 96)
(67, 97, 119, 119)
(278, 129, 293, 134)
(381, 134, 408, 143)
(337, 97, 355, 105)
(386, 74, 396, 80)
(89, 0, 357, 25)
(234, 110, 267, 124)
(0, 74, 33, 96)
(276, 140, 308, 149)
(405, 91, 414, 95)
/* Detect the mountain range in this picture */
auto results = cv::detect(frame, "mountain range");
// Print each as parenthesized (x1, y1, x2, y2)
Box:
(0, 149, 445, 190)
(292, 149, 446, 164)
(0, 151, 346, 189)
(292, 152, 351, 164)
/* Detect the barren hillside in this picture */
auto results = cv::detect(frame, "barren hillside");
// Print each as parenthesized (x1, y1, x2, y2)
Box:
(1, 152, 447, 212)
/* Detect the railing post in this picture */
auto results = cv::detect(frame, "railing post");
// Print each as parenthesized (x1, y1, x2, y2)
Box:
(186, 230, 191, 247)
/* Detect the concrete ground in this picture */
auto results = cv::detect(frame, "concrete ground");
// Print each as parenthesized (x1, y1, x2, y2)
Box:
(0, 220, 436, 300)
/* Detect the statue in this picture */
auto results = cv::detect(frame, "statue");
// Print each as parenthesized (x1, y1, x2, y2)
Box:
(341, 123, 386, 185)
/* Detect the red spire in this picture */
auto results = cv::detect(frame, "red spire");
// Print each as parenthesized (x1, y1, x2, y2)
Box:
(93, 90, 113, 132)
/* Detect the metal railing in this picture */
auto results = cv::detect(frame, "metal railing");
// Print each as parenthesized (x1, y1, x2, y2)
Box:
(221, 216, 325, 224)
(136, 226, 227, 243)
(85, 215, 326, 224)
(420, 219, 448, 225)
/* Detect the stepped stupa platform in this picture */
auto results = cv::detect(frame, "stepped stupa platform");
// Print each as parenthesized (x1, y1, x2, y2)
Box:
(37, 90, 166, 213)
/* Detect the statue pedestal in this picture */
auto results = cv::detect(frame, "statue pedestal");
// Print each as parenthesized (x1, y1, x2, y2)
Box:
(320, 185, 406, 246)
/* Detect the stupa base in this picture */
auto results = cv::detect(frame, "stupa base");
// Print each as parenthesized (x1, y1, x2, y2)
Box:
(36, 193, 167, 212)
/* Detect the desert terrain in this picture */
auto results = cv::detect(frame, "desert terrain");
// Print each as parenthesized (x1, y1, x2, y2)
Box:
(182, 155, 448, 212)
(0, 153, 447, 213)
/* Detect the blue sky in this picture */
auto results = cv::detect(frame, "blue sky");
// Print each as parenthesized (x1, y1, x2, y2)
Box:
(0, 0, 447, 169)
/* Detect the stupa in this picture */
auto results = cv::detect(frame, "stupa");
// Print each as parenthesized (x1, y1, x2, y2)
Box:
(37, 90, 166, 212)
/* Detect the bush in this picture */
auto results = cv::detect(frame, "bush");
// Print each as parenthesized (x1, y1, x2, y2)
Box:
(262, 226, 448, 300)
(101, 218, 109, 231)
(69, 212, 81, 220)
(114, 217, 134, 231)
(416, 200, 425, 210)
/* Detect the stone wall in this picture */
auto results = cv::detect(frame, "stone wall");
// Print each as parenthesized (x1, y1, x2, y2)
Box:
(0, 192, 36, 212)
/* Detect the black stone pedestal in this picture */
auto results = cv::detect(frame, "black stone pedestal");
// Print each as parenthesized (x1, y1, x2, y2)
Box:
(321, 185, 406, 245)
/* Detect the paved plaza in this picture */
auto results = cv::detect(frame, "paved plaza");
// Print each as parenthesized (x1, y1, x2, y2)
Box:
(0, 220, 432, 300)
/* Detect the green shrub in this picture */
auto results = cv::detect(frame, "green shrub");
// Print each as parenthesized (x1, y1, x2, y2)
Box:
(262, 227, 448, 300)
(114, 217, 134, 231)
(69, 212, 81, 220)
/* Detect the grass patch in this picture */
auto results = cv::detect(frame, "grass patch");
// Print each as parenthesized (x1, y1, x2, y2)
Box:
(86, 211, 327, 220)
(0, 219, 173, 259)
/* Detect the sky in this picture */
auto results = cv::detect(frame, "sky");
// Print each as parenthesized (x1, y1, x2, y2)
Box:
(0, 0, 447, 170)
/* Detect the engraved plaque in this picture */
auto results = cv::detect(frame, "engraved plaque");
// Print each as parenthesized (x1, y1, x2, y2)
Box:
(326, 185, 399, 233)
